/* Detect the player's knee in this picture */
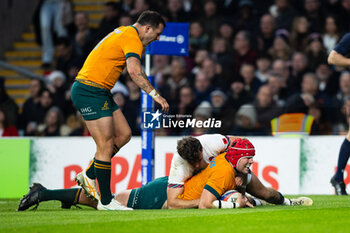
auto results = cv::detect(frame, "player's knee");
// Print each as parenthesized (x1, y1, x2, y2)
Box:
(115, 190, 130, 207)
(125, 130, 132, 143)
(119, 128, 132, 145)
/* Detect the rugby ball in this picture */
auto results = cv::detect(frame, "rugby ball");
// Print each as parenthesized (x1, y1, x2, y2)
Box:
(221, 190, 240, 202)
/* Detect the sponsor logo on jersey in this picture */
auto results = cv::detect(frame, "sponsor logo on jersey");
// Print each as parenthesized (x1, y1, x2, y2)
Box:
(101, 101, 109, 111)
(80, 107, 92, 113)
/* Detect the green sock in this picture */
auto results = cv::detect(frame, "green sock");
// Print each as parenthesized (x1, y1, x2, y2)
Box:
(112, 144, 119, 156)
(94, 159, 112, 205)
(85, 145, 119, 179)
(86, 158, 96, 179)
(39, 188, 81, 206)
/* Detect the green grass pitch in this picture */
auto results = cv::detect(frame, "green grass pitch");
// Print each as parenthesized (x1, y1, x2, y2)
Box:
(1, 196, 350, 233)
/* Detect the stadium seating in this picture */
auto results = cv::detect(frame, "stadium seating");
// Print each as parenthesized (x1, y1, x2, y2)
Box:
(1, 0, 106, 110)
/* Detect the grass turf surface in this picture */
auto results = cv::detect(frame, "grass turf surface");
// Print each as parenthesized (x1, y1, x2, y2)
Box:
(1, 196, 350, 233)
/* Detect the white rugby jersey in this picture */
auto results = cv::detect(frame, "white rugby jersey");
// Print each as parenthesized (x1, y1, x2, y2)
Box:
(168, 134, 229, 186)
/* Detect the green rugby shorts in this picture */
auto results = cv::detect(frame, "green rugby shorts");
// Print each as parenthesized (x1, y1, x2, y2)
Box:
(127, 177, 168, 209)
(71, 81, 119, 121)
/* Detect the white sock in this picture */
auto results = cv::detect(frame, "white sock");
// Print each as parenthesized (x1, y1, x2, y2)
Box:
(253, 198, 262, 206)
(283, 198, 291, 205)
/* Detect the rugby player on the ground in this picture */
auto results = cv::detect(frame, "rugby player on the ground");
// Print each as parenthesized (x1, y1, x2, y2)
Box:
(167, 134, 241, 209)
(18, 138, 313, 211)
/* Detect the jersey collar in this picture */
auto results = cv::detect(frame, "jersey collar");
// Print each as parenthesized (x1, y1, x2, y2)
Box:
(130, 25, 139, 35)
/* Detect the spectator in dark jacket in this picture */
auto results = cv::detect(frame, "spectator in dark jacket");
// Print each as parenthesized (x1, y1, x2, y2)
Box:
(55, 37, 83, 80)
(232, 30, 257, 77)
(96, 2, 122, 41)
(273, 0, 297, 30)
(253, 85, 282, 133)
(0, 77, 18, 127)
(20, 78, 45, 135)
(71, 12, 97, 60)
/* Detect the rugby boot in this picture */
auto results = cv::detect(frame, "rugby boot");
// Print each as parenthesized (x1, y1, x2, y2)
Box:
(18, 183, 46, 211)
(330, 177, 348, 195)
(75, 171, 100, 201)
(97, 199, 133, 211)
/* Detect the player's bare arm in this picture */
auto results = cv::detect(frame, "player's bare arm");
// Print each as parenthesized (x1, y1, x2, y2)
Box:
(328, 50, 350, 67)
(126, 56, 154, 92)
(167, 187, 199, 209)
(126, 56, 169, 113)
(198, 189, 217, 209)
(199, 189, 252, 209)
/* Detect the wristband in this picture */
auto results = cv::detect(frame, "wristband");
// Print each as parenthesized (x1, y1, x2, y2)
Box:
(213, 200, 234, 209)
(149, 89, 159, 99)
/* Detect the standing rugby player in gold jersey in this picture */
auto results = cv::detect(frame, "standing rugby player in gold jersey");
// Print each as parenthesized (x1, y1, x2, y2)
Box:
(70, 10, 169, 210)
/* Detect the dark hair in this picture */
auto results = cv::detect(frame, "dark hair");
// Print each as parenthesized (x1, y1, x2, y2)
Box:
(45, 106, 64, 126)
(190, 20, 204, 27)
(179, 84, 193, 93)
(237, 30, 251, 42)
(136, 10, 165, 29)
(41, 88, 53, 99)
(30, 78, 46, 98)
(177, 137, 202, 166)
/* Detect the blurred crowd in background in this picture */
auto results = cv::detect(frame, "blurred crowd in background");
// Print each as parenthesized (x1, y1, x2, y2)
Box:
(2, 0, 350, 137)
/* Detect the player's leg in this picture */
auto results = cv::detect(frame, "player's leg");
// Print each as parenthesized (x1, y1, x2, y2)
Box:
(76, 189, 98, 208)
(83, 109, 130, 181)
(79, 109, 132, 202)
(112, 108, 132, 150)
(71, 82, 131, 210)
(331, 127, 350, 195)
(246, 173, 313, 206)
(115, 190, 132, 207)
(246, 172, 285, 205)
(18, 183, 96, 211)
(70, 81, 103, 197)
(84, 116, 117, 207)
